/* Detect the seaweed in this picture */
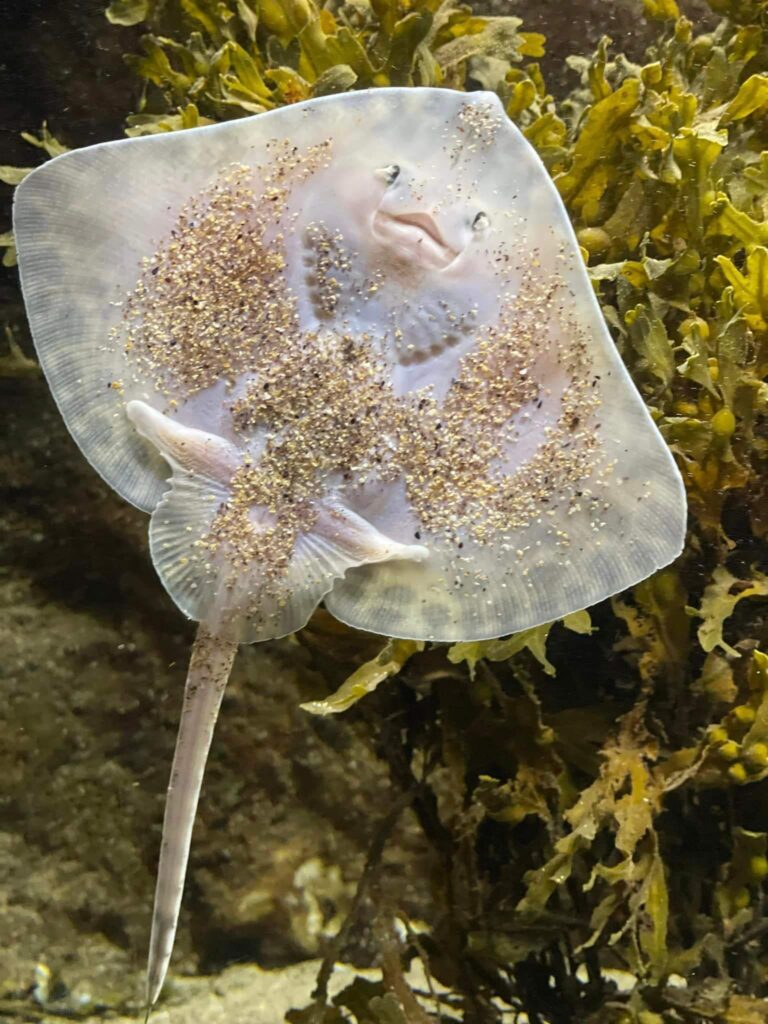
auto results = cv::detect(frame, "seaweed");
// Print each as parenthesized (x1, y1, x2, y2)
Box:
(104, 0, 546, 132)
(4, 0, 768, 1021)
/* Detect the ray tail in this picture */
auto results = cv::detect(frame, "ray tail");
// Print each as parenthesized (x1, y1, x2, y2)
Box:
(145, 625, 238, 1018)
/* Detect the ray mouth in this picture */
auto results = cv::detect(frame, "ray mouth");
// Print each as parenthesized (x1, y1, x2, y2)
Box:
(372, 210, 459, 271)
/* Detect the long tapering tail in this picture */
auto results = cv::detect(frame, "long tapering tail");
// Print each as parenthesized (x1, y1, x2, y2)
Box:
(144, 625, 237, 1020)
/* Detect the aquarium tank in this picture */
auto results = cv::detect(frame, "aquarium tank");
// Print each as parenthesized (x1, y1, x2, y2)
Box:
(2, 1, 768, 1022)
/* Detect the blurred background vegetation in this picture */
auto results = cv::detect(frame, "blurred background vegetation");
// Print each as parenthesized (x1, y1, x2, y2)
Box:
(2, 0, 768, 1021)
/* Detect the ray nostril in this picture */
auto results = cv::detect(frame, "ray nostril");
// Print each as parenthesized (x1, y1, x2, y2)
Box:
(376, 163, 400, 185)
(472, 211, 490, 232)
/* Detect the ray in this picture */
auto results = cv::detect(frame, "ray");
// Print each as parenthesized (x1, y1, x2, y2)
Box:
(12, 87, 687, 1016)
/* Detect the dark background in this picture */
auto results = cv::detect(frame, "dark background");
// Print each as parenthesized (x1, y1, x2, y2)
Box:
(1, 0, 140, 329)
(1, 0, 138, 159)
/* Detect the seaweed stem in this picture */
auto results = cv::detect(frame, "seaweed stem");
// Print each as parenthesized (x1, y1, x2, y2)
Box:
(310, 783, 419, 1016)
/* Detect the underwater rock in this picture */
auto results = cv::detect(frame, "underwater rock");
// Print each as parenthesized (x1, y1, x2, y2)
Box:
(71, 961, 420, 1024)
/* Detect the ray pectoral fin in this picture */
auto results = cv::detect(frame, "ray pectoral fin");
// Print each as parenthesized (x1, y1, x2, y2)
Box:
(145, 626, 237, 1017)
(126, 400, 240, 484)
